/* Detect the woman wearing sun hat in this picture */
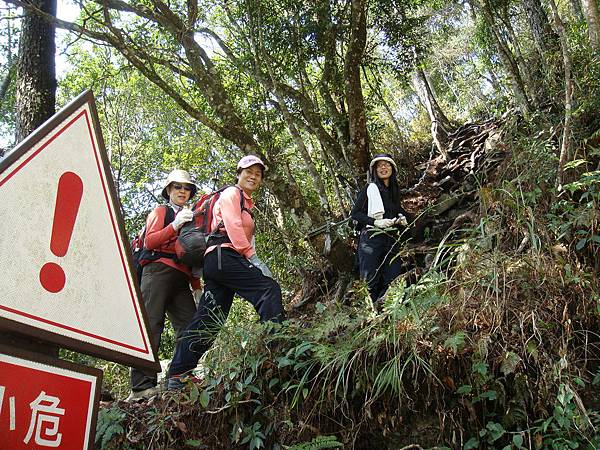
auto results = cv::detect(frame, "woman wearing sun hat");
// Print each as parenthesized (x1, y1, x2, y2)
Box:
(351, 153, 410, 305)
(129, 169, 200, 399)
(167, 155, 284, 388)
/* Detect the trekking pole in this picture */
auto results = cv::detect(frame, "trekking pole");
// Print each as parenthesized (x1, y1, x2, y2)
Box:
(305, 217, 351, 239)
(211, 170, 220, 192)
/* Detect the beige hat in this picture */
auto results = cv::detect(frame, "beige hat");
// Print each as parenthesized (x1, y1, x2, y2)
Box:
(161, 169, 198, 200)
(369, 153, 398, 173)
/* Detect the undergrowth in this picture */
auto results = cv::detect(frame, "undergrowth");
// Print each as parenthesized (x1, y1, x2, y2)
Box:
(95, 245, 600, 448)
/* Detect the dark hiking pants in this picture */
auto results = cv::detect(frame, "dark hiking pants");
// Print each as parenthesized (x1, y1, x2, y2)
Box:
(168, 248, 284, 378)
(358, 228, 403, 303)
(131, 263, 196, 391)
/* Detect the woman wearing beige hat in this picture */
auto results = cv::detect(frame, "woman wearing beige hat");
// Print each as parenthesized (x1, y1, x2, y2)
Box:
(129, 169, 200, 399)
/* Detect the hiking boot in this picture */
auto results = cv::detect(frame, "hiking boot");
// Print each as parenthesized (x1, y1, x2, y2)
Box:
(125, 385, 161, 402)
(167, 374, 200, 391)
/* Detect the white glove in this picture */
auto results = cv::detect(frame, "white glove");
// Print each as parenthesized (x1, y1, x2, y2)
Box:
(193, 289, 203, 307)
(373, 218, 395, 228)
(395, 214, 408, 226)
(248, 254, 273, 278)
(172, 208, 194, 230)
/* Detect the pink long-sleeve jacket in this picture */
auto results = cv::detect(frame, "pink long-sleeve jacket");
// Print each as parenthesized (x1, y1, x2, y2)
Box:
(205, 185, 255, 259)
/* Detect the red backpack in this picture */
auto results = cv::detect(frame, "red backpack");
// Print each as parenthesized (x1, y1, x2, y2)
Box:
(175, 185, 251, 267)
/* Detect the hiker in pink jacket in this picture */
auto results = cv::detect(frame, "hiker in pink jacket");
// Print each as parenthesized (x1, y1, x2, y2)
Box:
(167, 155, 284, 387)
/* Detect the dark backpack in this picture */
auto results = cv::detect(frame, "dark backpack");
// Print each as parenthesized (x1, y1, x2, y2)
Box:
(175, 185, 251, 268)
(131, 205, 176, 286)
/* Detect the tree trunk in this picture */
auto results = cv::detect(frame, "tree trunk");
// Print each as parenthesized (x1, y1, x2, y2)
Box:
(0, 62, 16, 107)
(547, 0, 574, 188)
(412, 67, 452, 158)
(364, 66, 406, 146)
(582, 0, 600, 51)
(523, 0, 559, 55)
(344, 0, 370, 174)
(0, 4, 17, 110)
(15, 0, 57, 142)
(570, 0, 585, 22)
(315, 1, 351, 166)
(263, 63, 332, 215)
(475, 0, 533, 115)
(500, 6, 541, 108)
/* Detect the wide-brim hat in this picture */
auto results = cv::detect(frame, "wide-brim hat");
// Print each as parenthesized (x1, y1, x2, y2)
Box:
(369, 153, 398, 173)
(161, 169, 198, 200)
(237, 155, 267, 172)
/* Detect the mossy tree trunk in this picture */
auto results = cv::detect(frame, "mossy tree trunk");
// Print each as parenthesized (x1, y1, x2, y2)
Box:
(15, 0, 56, 143)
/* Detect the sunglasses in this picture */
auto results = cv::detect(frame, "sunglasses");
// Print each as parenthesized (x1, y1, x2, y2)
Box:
(171, 183, 193, 192)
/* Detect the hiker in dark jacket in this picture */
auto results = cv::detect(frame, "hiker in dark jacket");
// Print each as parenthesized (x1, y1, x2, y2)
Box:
(351, 154, 410, 305)
(167, 155, 284, 389)
(129, 169, 199, 400)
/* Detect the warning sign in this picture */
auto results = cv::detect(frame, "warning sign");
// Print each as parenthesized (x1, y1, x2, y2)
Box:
(0, 345, 101, 450)
(0, 91, 158, 371)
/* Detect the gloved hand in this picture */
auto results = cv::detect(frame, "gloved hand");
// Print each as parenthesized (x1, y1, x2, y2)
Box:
(373, 218, 395, 228)
(395, 214, 408, 226)
(172, 208, 194, 230)
(193, 289, 203, 307)
(248, 254, 273, 278)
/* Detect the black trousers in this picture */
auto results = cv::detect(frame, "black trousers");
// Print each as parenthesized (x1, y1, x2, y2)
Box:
(131, 263, 196, 391)
(358, 229, 403, 303)
(168, 248, 283, 377)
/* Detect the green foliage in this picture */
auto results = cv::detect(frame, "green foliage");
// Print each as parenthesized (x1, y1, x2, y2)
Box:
(240, 421, 267, 450)
(95, 405, 127, 449)
(550, 164, 600, 247)
(59, 349, 130, 399)
(443, 331, 466, 354)
(59, 43, 222, 236)
(0, 6, 19, 148)
(287, 435, 343, 450)
(184, 439, 206, 448)
(532, 383, 596, 450)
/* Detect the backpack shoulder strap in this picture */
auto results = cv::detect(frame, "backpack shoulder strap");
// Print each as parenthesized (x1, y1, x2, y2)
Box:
(161, 204, 176, 226)
(157, 204, 177, 245)
(234, 185, 253, 217)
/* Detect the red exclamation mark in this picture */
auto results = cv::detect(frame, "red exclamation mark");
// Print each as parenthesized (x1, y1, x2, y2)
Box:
(39, 172, 84, 293)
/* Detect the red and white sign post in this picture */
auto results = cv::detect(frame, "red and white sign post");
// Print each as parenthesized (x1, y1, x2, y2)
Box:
(0, 91, 159, 448)
(0, 346, 102, 450)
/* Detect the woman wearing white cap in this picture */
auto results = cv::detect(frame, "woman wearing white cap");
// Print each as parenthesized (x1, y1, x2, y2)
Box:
(129, 169, 200, 399)
(167, 155, 284, 388)
(351, 153, 410, 305)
